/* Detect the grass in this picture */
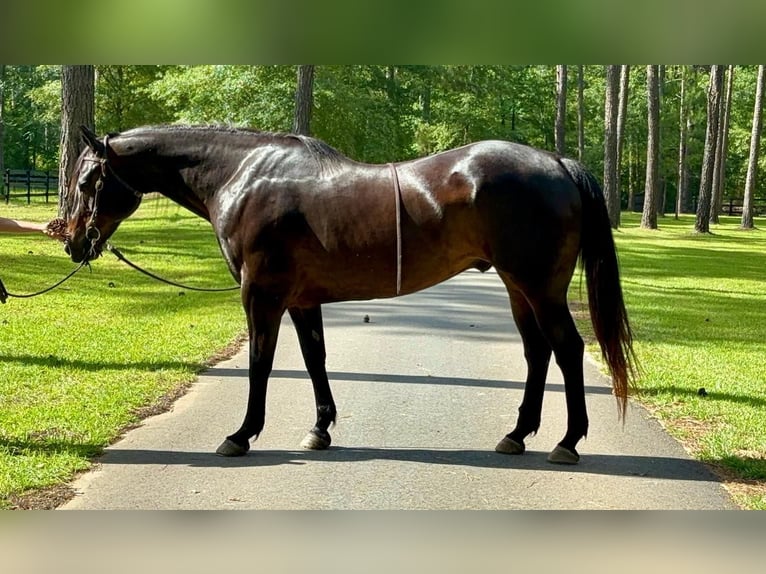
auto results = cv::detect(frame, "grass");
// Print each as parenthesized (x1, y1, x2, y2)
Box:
(0, 198, 245, 508)
(575, 212, 766, 510)
(2, 200, 764, 509)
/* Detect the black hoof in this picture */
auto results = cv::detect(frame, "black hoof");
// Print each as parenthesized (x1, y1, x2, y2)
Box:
(300, 430, 331, 450)
(216, 438, 249, 457)
(547, 444, 580, 464)
(495, 436, 525, 455)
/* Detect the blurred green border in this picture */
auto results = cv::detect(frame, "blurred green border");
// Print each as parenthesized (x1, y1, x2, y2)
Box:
(1, 0, 765, 63)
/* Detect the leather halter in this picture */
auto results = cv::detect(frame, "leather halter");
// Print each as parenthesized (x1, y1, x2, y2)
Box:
(80, 135, 142, 255)
(82, 135, 143, 199)
(388, 163, 403, 296)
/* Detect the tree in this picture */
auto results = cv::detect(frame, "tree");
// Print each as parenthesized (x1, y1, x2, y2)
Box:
(675, 66, 689, 219)
(0, 65, 5, 187)
(5, 63, 766, 216)
(151, 65, 295, 130)
(1, 66, 60, 170)
(656, 66, 666, 218)
(742, 65, 764, 230)
(642, 65, 660, 229)
(555, 65, 567, 156)
(292, 65, 315, 136)
(59, 66, 95, 202)
(603, 66, 620, 228)
(616, 65, 630, 190)
(97, 66, 174, 132)
(695, 65, 724, 233)
(710, 65, 734, 224)
(577, 65, 584, 162)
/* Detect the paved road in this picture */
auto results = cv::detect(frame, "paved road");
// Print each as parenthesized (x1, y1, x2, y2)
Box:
(62, 269, 734, 509)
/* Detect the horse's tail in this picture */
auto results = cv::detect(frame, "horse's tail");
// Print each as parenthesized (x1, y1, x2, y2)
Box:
(559, 156, 638, 419)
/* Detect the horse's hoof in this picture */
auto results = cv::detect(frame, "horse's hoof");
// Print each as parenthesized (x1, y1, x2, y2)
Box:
(495, 436, 525, 455)
(300, 431, 331, 450)
(547, 445, 580, 464)
(216, 438, 249, 457)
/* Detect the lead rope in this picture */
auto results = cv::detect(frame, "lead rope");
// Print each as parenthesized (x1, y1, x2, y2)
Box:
(0, 261, 89, 304)
(105, 243, 240, 293)
(388, 163, 403, 296)
(0, 245, 239, 304)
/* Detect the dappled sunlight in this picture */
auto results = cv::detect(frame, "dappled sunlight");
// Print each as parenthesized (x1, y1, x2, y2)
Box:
(590, 212, 766, 495)
(1, 201, 247, 506)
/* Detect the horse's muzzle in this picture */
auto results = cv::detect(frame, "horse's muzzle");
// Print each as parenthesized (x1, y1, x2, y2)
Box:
(64, 238, 101, 263)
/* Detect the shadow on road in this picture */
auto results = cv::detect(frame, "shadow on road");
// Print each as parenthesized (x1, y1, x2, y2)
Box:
(95, 446, 719, 482)
(205, 368, 616, 396)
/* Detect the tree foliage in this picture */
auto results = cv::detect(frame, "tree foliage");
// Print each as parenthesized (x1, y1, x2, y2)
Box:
(1, 65, 765, 218)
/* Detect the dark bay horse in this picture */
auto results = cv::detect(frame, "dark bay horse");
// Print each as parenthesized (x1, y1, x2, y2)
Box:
(61, 125, 636, 464)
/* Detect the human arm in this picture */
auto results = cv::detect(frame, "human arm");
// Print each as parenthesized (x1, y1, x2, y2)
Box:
(0, 216, 47, 233)
(0, 216, 66, 240)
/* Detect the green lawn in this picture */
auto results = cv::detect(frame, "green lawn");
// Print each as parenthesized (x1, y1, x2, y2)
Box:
(1, 199, 245, 508)
(2, 201, 764, 509)
(579, 212, 766, 510)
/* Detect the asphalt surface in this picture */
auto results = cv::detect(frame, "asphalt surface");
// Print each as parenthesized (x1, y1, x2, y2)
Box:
(61, 269, 735, 509)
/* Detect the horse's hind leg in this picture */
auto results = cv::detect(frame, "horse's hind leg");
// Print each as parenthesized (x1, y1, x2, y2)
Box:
(529, 296, 588, 464)
(289, 306, 337, 450)
(495, 277, 553, 456)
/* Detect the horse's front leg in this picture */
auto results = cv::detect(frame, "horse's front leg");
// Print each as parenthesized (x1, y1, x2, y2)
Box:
(289, 306, 337, 450)
(216, 290, 284, 457)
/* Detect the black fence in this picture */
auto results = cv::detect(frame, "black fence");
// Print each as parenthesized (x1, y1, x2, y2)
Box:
(3, 169, 59, 204)
(631, 193, 766, 216)
(719, 197, 766, 216)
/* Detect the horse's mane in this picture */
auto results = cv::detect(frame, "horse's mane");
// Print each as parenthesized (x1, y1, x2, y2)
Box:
(121, 124, 346, 173)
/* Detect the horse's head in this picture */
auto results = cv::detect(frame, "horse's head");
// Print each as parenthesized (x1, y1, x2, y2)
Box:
(61, 126, 143, 262)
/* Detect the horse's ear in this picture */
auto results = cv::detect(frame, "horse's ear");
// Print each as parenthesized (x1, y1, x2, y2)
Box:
(80, 125, 105, 155)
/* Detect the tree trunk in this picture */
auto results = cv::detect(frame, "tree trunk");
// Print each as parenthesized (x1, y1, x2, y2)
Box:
(577, 65, 584, 162)
(710, 64, 734, 223)
(742, 65, 764, 230)
(292, 65, 315, 136)
(0, 65, 5, 192)
(386, 65, 397, 101)
(628, 138, 635, 211)
(695, 65, 724, 233)
(555, 65, 567, 156)
(59, 65, 95, 205)
(676, 66, 688, 219)
(616, 65, 630, 194)
(655, 66, 666, 217)
(603, 65, 620, 228)
(641, 65, 660, 229)
(422, 81, 431, 123)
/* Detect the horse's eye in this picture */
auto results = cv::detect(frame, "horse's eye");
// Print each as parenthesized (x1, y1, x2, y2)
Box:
(78, 177, 93, 194)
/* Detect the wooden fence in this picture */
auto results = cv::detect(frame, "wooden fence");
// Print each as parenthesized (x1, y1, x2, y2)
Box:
(631, 193, 766, 216)
(3, 169, 59, 204)
(719, 197, 766, 216)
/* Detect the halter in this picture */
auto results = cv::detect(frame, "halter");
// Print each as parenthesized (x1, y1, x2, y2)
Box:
(80, 134, 143, 258)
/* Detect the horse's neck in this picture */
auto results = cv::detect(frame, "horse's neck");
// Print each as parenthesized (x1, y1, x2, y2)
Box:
(149, 140, 252, 221)
(123, 130, 298, 219)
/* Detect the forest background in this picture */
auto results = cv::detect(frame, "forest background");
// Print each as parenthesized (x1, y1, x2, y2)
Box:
(2, 65, 764, 228)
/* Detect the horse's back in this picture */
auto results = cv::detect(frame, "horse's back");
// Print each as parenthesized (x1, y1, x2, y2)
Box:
(221, 136, 586, 304)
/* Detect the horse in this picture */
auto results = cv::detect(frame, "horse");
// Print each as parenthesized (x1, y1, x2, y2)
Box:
(60, 124, 636, 464)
